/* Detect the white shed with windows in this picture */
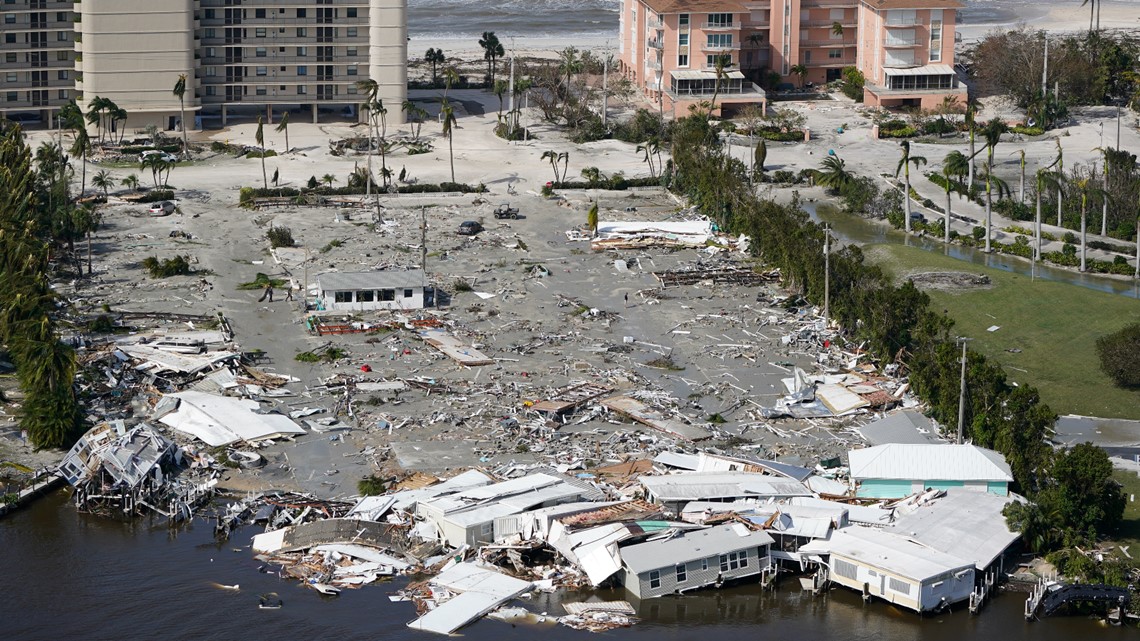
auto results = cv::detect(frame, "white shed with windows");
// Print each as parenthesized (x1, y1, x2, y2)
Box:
(316, 270, 426, 311)
(618, 524, 774, 599)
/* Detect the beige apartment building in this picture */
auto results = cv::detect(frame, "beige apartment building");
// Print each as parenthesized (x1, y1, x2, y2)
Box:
(1, 0, 407, 130)
(618, 0, 965, 116)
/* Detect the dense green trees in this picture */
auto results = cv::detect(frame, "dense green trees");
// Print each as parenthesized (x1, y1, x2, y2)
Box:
(0, 122, 83, 449)
(1096, 322, 1140, 387)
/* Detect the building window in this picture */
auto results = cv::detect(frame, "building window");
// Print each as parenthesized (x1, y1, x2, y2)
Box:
(739, 551, 748, 568)
(334, 291, 352, 303)
(480, 522, 493, 537)
(346, 86, 357, 95)
(255, 66, 267, 76)
(5, 34, 14, 44)
(6, 92, 16, 102)
(205, 67, 216, 77)
(379, 289, 395, 301)
(58, 31, 68, 41)
(346, 65, 358, 76)
(297, 85, 307, 95)
(679, 13, 689, 27)
(707, 34, 732, 48)
(205, 9, 215, 19)
(255, 8, 266, 19)
(7, 53, 17, 63)
(706, 54, 731, 68)
(701, 558, 708, 571)
(676, 564, 687, 583)
(205, 28, 216, 38)
(297, 66, 307, 76)
(256, 47, 267, 57)
(347, 8, 357, 18)
(58, 89, 68, 99)
(255, 86, 267, 95)
(649, 570, 661, 589)
(5, 73, 17, 83)
(3, 14, 14, 23)
(297, 8, 307, 18)
(346, 27, 357, 37)
(205, 86, 216, 96)
(57, 70, 68, 80)
(889, 577, 911, 595)
(297, 27, 307, 37)
(297, 46, 308, 57)
(707, 13, 733, 28)
(720, 552, 743, 571)
(357, 290, 375, 302)
(346, 47, 357, 56)
(404, 289, 414, 298)
(828, 49, 842, 59)
(677, 54, 688, 67)
(930, 14, 943, 62)
(255, 28, 267, 38)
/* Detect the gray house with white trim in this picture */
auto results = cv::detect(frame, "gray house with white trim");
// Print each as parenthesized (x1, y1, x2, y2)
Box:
(618, 524, 774, 599)
(316, 270, 426, 311)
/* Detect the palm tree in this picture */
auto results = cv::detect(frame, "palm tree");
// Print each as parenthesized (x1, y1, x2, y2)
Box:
(541, 150, 561, 184)
(581, 166, 601, 187)
(709, 54, 731, 117)
(356, 79, 379, 203)
(141, 154, 165, 190)
(1080, 0, 1097, 32)
(442, 67, 459, 100)
(478, 32, 504, 84)
(941, 151, 969, 243)
(1014, 149, 1026, 203)
(440, 100, 457, 183)
(980, 158, 1012, 251)
(120, 173, 140, 192)
(559, 151, 570, 183)
(790, 64, 808, 89)
(86, 95, 109, 142)
(173, 74, 189, 158)
(1054, 139, 1065, 226)
(109, 105, 128, 144)
(977, 118, 1009, 251)
(493, 79, 509, 117)
(814, 155, 855, 193)
(964, 100, 978, 191)
(255, 115, 267, 189)
(91, 169, 114, 199)
(636, 139, 659, 178)
(896, 141, 928, 233)
(558, 46, 582, 114)
(322, 173, 336, 190)
(275, 111, 290, 153)
(425, 48, 446, 86)
(832, 22, 844, 36)
(1072, 173, 1107, 272)
(69, 127, 91, 196)
(586, 200, 599, 238)
(1033, 166, 1063, 261)
(402, 100, 427, 141)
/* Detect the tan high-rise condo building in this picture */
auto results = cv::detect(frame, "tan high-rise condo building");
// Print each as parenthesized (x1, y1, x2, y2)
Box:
(1, 0, 407, 128)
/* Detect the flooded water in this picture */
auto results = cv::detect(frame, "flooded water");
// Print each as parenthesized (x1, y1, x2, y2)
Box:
(804, 202, 1140, 300)
(2, 492, 1133, 640)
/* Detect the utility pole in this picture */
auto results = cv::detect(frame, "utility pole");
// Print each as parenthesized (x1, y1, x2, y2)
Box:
(420, 206, 431, 307)
(602, 54, 609, 127)
(507, 55, 516, 136)
(957, 337, 971, 445)
(823, 225, 830, 324)
(1041, 35, 1048, 98)
(1117, 105, 1122, 149)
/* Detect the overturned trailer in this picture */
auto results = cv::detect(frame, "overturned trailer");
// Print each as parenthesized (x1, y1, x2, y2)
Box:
(59, 421, 214, 519)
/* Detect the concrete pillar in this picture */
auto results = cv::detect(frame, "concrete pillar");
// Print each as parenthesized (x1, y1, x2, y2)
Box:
(221, 104, 227, 127)
(312, 103, 318, 124)
(266, 104, 273, 125)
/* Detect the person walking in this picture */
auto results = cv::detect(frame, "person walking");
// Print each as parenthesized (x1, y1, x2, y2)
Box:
(285, 286, 294, 302)
(258, 283, 274, 302)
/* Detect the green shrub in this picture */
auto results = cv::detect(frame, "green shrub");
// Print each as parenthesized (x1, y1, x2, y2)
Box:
(266, 225, 294, 248)
(757, 128, 803, 142)
(972, 226, 986, 240)
(840, 66, 865, 101)
(142, 255, 192, 278)
(1011, 125, 1044, 136)
(1063, 231, 1078, 244)
(135, 189, 175, 203)
(245, 149, 278, 158)
(1096, 322, 1140, 388)
(358, 475, 388, 496)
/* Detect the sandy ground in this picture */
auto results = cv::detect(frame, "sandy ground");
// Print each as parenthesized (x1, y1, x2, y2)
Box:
(956, 0, 1140, 43)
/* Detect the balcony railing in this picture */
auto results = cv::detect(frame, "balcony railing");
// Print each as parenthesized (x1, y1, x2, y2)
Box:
(802, 20, 856, 28)
(647, 38, 664, 50)
(702, 21, 738, 30)
(701, 44, 736, 52)
(801, 40, 856, 47)
(647, 16, 663, 29)
(885, 18, 921, 27)
(884, 37, 917, 47)
(883, 57, 917, 68)
(646, 60, 662, 71)
(816, 56, 856, 66)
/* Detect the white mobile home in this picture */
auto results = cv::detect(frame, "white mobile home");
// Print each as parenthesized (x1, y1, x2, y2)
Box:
(639, 472, 813, 514)
(316, 270, 426, 311)
(801, 525, 975, 613)
(618, 524, 775, 599)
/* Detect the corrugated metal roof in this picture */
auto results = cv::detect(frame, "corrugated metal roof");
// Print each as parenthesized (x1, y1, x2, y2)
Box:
(801, 525, 974, 582)
(849, 444, 1013, 482)
(640, 472, 813, 501)
(316, 269, 426, 291)
(888, 490, 1022, 570)
(859, 410, 942, 446)
(620, 524, 774, 574)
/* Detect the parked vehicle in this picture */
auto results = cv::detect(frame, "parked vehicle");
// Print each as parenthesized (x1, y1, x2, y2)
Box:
(139, 150, 178, 163)
(148, 200, 176, 216)
(457, 221, 483, 236)
(493, 203, 520, 219)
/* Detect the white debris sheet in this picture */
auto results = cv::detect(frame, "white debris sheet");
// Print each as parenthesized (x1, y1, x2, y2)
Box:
(594, 220, 713, 245)
(418, 328, 495, 367)
(407, 563, 531, 635)
(157, 390, 306, 446)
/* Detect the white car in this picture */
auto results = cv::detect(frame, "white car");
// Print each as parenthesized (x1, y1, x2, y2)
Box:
(139, 150, 178, 164)
(148, 201, 176, 216)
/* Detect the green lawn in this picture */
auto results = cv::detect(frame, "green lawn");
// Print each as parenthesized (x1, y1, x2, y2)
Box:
(1112, 470, 1140, 551)
(866, 244, 1140, 419)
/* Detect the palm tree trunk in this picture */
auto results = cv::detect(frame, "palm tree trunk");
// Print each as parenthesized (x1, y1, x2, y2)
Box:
(968, 132, 975, 189)
(1101, 169, 1108, 237)
(1080, 196, 1087, 272)
(261, 154, 267, 190)
(945, 185, 952, 243)
(985, 178, 992, 253)
(904, 167, 912, 233)
(80, 153, 87, 195)
(180, 98, 188, 158)
(1020, 164, 1025, 203)
(448, 135, 455, 183)
(1035, 189, 1042, 261)
(365, 118, 373, 202)
(86, 230, 92, 276)
(284, 127, 289, 154)
(1056, 188, 1062, 227)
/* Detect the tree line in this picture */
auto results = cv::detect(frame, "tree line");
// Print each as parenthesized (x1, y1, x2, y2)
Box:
(667, 114, 1123, 553)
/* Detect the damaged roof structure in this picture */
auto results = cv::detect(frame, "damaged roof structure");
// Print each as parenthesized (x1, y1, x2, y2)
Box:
(849, 444, 1014, 498)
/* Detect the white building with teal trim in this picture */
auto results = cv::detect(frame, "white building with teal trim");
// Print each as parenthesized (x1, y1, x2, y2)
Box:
(848, 444, 1013, 499)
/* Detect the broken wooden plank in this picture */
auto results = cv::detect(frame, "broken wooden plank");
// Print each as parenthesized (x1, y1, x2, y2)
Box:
(601, 395, 711, 441)
(531, 382, 614, 415)
(418, 329, 494, 367)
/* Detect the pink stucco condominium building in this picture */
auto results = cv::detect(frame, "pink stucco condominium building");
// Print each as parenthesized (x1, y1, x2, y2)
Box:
(618, 0, 966, 116)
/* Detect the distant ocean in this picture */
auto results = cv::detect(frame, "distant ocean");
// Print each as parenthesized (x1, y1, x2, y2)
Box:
(407, 0, 620, 41)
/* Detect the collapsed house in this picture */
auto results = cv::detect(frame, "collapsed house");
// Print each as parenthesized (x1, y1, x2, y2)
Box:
(618, 523, 776, 599)
(639, 471, 814, 514)
(59, 421, 214, 519)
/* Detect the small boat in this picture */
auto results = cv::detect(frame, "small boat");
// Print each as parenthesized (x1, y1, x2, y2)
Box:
(211, 582, 240, 591)
(259, 593, 283, 610)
